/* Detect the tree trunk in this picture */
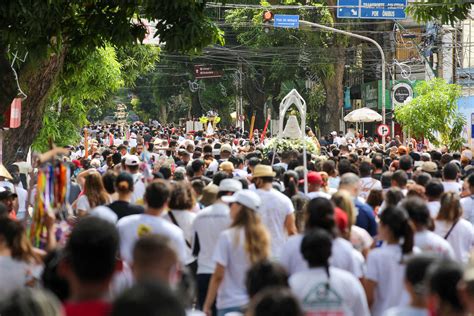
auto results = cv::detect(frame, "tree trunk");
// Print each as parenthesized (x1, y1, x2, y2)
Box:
(3, 51, 66, 165)
(0, 47, 19, 119)
(320, 46, 346, 134)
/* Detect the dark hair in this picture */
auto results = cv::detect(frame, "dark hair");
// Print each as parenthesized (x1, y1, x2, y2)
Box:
(425, 179, 444, 199)
(359, 161, 372, 177)
(41, 249, 70, 302)
(437, 192, 463, 222)
(413, 172, 432, 187)
(405, 254, 438, 293)
(0, 202, 8, 219)
(338, 159, 352, 176)
(392, 170, 408, 187)
(247, 288, 303, 316)
(111, 281, 186, 316)
(144, 180, 170, 209)
(399, 155, 413, 171)
(168, 181, 195, 210)
(372, 154, 384, 170)
(212, 171, 231, 186)
(159, 167, 172, 180)
(381, 171, 393, 189)
(468, 173, 474, 187)
(366, 189, 384, 210)
(402, 197, 431, 227)
(385, 188, 405, 207)
(443, 163, 459, 181)
(101, 171, 117, 195)
(322, 160, 336, 176)
(301, 228, 332, 268)
(427, 259, 464, 313)
(304, 198, 335, 235)
(65, 217, 119, 282)
(379, 206, 414, 256)
(132, 235, 177, 279)
(115, 172, 134, 193)
(283, 171, 299, 198)
(246, 260, 289, 298)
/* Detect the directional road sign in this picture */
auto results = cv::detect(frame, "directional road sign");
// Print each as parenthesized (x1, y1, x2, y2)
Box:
(337, 0, 407, 20)
(274, 15, 300, 29)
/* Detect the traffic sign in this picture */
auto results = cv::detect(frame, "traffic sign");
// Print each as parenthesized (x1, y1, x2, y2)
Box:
(274, 15, 300, 29)
(392, 82, 413, 105)
(194, 65, 223, 79)
(337, 0, 407, 20)
(377, 124, 390, 137)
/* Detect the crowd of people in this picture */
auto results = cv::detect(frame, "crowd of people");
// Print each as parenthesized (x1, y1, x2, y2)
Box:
(0, 121, 474, 316)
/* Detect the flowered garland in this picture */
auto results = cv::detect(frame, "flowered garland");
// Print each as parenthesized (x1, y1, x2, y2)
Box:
(264, 137, 320, 156)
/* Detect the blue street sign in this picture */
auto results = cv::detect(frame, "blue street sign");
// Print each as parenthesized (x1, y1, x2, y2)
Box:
(274, 15, 300, 28)
(337, 0, 407, 20)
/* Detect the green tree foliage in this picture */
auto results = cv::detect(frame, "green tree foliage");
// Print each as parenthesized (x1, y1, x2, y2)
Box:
(33, 45, 124, 152)
(407, 1, 471, 25)
(395, 78, 466, 151)
(0, 0, 222, 162)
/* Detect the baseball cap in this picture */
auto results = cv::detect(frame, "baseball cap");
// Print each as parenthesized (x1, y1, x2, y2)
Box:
(219, 179, 243, 192)
(125, 155, 140, 166)
(331, 131, 337, 136)
(0, 187, 17, 200)
(220, 144, 232, 153)
(299, 171, 323, 185)
(222, 190, 262, 212)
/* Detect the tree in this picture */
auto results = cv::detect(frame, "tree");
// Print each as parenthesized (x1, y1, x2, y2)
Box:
(407, 0, 471, 25)
(0, 0, 222, 163)
(394, 78, 466, 151)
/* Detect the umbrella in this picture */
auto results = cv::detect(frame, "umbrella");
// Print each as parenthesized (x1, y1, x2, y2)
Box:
(344, 107, 383, 123)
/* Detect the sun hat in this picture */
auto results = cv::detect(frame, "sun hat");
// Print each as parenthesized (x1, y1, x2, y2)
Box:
(252, 164, 276, 178)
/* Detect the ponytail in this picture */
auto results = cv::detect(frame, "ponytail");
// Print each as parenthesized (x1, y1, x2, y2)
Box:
(380, 205, 414, 260)
(117, 180, 130, 192)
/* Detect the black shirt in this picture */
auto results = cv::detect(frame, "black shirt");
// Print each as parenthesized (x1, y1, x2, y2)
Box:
(108, 201, 144, 219)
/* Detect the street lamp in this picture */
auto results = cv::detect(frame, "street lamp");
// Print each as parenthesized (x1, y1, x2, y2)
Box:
(298, 20, 387, 147)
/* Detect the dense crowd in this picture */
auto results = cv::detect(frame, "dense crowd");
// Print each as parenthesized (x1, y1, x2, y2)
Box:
(0, 122, 474, 316)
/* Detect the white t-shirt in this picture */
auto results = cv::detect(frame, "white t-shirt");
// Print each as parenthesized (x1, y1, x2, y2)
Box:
(306, 191, 331, 200)
(76, 195, 91, 212)
(131, 173, 146, 203)
(0, 256, 30, 301)
(434, 218, 474, 263)
(233, 169, 248, 178)
(383, 306, 429, 316)
(15, 185, 27, 220)
(192, 202, 231, 274)
(117, 214, 187, 264)
(442, 181, 463, 193)
(256, 189, 294, 258)
(163, 210, 197, 265)
(414, 230, 455, 259)
(212, 227, 251, 309)
(365, 244, 410, 316)
(427, 201, 441, 219)
(462, 196, 474, 224)
(279, 234, 362, 277)
(207, 159, 219, 174)
(359, 177, 382, 200)
(290, 267, 369, 316)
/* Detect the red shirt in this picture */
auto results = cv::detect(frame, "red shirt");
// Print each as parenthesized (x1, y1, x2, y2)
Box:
(64, 300, 112, 316)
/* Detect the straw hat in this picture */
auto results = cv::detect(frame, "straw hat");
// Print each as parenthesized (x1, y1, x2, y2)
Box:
(0, 164, 12, 180)
(252, 165, 276, 178)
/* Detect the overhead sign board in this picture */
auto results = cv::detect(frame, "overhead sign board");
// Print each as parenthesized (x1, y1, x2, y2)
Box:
(337, 0, 407, 20)
(274, 15, 300, 29)
(194, 65, 223, 79)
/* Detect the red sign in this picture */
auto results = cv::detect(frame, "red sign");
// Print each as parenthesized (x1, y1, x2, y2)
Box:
(377, 124, 390, 137)
(194, 64, 223, 79)
(4, 98, 21, 128)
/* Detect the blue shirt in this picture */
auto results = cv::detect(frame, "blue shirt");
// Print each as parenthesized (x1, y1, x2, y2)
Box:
(354, 199, 377, 236)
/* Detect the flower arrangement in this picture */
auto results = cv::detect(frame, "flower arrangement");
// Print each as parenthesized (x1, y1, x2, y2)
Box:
(264, 137, 320, 156)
